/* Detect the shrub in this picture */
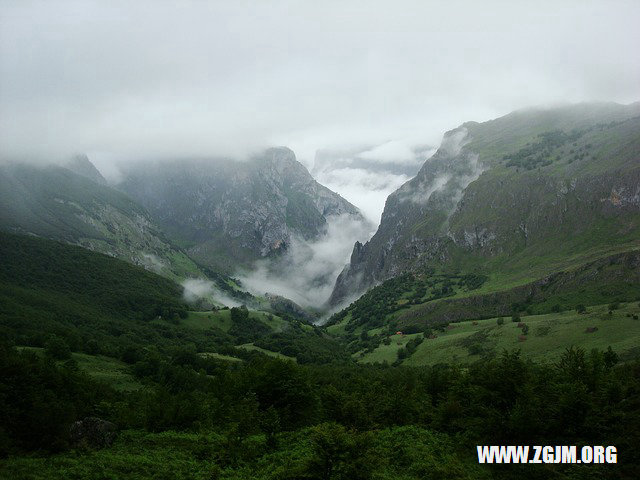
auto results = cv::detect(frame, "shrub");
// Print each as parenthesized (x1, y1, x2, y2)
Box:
(44, 336, 71, 360)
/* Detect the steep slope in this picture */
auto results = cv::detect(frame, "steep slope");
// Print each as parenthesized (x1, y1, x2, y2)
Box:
(331, 102, 640, 305)
(64, 154, 107, 185)
(0, 161, 204, 281)
(118, 147, 369, 272)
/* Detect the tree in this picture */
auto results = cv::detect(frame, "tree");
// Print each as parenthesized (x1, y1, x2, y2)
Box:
(84, 339, 100, 355)
(604, 346, 619, 368)
(305, 423, 351, 480)
(497, 317, 504, 326)
(44, 336, 71, 360)
(230, 305, 249, 323)
(576, 304, 587, 314)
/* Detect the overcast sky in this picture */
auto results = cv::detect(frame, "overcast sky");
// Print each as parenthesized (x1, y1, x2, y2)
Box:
(1, 0, 639, 221)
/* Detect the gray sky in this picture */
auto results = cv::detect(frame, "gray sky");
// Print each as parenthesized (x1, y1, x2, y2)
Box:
(1, 0, 639, 222)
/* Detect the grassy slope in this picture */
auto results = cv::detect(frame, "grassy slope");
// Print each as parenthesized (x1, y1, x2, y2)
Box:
(238, 343, 297, 361)
(356, 302, 640, 366)
(1, 232, 342, 366)
(17, 347, 142, 391)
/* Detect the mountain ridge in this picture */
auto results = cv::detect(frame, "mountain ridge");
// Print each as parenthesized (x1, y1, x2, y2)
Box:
(117, 146, 370, 273)
(330, 102, 640, 306)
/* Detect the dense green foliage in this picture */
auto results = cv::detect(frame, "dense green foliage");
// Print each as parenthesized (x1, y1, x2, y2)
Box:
(328, 271, 487, 333)
(0, 232, 197, 357)
(0, 344, 113, 454)
(2, 342, 639, 478)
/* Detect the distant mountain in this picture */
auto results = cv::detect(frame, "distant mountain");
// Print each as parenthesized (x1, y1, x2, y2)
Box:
(0, 161, 204, 281)
(118, 147, 369, 273)
(330, 102, 640, 305)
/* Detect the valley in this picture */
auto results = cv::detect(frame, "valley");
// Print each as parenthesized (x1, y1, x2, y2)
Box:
(2, 102, 640, 479)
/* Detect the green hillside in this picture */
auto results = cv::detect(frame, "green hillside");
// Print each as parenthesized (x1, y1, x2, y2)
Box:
(331, 103, 640, 307)
(0, 162, 204, 281)
(353, 302, 640, 366)
(0, 232, 345, 365)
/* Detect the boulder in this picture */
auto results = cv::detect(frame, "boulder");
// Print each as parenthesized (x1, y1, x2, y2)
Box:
(69, 417, 117, 449)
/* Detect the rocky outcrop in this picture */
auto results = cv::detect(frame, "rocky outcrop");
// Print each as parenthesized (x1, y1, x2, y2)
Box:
(69, 417, 117, 449)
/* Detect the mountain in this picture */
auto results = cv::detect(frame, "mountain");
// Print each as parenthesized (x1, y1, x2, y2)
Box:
(330, 102, 640, 306)
(117, 147, 369, 273)
(64, 154, 107, 185)
(0, 161, 204, 281)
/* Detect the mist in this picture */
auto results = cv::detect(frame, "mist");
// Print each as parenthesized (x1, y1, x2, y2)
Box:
(397, 128, 485, 212)
(1, 1, 639, 169)
(181, 278, 242, 309)
(237, 214, 373, 309)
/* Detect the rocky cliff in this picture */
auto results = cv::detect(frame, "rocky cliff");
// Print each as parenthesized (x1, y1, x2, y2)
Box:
(118, 147, 369, 272)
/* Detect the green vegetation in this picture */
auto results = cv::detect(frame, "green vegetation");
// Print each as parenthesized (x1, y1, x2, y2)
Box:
(2, 342, 639, 479)
(327, 271, 488, 334)
(329, 248, 640, 345)
(355, 302, 640, 366)
(503, 128, 585, 170)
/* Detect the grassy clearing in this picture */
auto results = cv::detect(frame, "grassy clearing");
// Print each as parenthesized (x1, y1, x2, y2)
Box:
(238, 343, 296, 362)
(355, 332, 422, 364)
(182, 310, 233, 331)
(16, 347, 141, 391)
(357, 302, 640, 366)
(198, 352, 243, 362)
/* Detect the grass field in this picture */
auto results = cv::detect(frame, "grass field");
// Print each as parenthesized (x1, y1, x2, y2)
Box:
(17, 347, 141, 391)
(238, 343, 297, 362)
(198, 352, 243, 362)
(356, 302, 640, 366)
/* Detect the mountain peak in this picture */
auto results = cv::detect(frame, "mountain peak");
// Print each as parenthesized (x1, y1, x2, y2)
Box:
(64, 154, 106, 185)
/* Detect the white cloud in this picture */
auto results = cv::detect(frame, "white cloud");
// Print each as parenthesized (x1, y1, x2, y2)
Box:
(358, 140, 416, 164)
(0, 0, 638, 166)
(181, 278, 242, 308)
(315, 167, 411, 225)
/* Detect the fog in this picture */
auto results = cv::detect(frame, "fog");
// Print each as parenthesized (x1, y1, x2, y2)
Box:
(181, 278, 242, 309)
(237, 214, 373, 309)
(1, 1, 638, 167)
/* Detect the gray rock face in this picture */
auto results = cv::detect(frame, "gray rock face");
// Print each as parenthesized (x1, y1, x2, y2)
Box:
(118, 147, 367, 272)
(69, 417, 117, 449)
